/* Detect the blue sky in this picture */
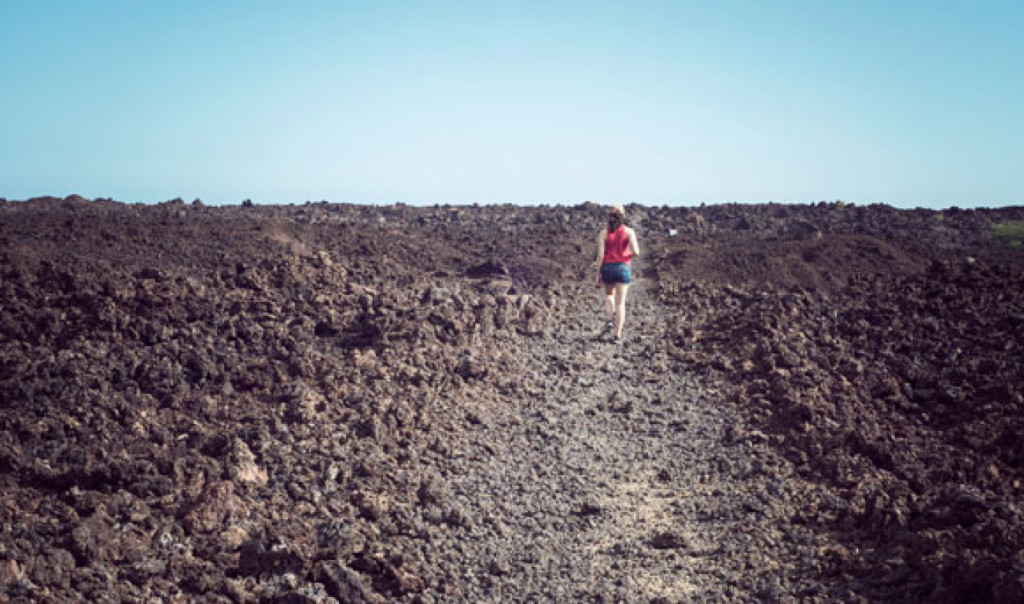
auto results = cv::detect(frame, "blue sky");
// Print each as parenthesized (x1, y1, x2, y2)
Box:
(1, 1, 1022, 208)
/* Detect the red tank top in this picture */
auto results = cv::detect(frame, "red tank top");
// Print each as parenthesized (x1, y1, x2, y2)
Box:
(603, 225, 632, 265)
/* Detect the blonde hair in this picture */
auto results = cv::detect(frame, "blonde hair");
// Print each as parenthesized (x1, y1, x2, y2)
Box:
(607, 204, 626, 230)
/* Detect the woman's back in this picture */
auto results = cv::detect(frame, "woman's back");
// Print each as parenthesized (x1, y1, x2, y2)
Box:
(603, 224, 633, 265)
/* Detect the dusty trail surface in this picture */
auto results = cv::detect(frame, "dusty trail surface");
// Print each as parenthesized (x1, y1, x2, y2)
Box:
(441, 283, 728, 600)
(436, 281, 823, 602)
(1, 197, 1023, 602)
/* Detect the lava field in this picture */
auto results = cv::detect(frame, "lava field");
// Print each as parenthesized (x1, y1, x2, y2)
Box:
(1, 197, 1022, 602)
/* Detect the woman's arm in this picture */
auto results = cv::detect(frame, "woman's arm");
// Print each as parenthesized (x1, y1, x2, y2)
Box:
(595, 231, 606, 284)
(627, 227, 640, 257)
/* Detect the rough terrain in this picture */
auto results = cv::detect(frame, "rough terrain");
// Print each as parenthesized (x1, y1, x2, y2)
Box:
(1, 196, 1022, 602)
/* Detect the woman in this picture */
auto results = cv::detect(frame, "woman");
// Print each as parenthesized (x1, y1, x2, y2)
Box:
(595, 204, 640, 341)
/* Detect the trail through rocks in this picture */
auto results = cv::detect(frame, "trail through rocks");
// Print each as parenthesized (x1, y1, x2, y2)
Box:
(431, 281, 821, 602)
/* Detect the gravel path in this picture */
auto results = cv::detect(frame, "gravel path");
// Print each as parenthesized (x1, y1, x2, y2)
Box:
(430, 281, 812, 602)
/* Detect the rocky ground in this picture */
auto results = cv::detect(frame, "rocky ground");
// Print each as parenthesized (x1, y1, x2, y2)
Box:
(1, 196, 1022, 602)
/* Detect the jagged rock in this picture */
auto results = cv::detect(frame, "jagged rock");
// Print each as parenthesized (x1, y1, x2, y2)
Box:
(226, 438, 268, 486)
(184, 481, 250, 534)
(313, 560, 385, 604)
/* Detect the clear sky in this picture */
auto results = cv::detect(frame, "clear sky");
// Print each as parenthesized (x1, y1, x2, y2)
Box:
(2, 1, 1022, 208)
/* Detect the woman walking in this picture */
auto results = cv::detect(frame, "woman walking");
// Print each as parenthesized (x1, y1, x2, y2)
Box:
(596, 204, 640, 341)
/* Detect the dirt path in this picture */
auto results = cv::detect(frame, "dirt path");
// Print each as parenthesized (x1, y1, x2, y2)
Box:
(428, 280, 820, 602)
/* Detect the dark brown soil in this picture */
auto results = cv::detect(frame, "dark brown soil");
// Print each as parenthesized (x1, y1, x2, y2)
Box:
(1, 196, 1022, 602)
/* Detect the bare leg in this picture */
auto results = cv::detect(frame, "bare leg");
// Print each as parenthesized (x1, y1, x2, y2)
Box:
(613, 283, 629, 339)
(603, 285, 615, 319)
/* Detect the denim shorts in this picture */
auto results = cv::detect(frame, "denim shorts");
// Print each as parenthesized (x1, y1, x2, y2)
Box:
(600, 262, 632, 284)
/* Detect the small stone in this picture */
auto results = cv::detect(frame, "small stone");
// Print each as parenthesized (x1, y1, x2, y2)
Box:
(220, 524, 250, 549)
(575, 500, 603, 516)
(488, 557, 511, 576)
(184, 481, 250, 534)
(418, 473, 449, 506)
(649, 530, 689, 550)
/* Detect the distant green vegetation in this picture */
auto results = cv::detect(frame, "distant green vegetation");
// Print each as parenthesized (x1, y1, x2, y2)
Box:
(992, 220, 1024, 250)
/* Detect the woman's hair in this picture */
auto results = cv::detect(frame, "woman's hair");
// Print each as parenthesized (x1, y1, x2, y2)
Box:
(607, 204, 626, 229)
